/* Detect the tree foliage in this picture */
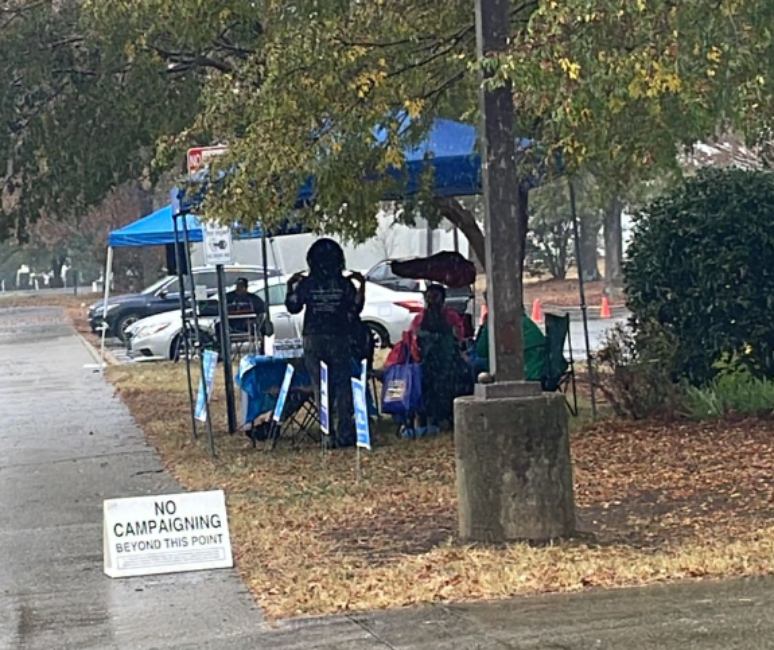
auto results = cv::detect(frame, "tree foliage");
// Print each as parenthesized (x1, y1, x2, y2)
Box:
(4, 0, 774, 275)
(174, 0, 774, 257)
(0, 0, 240, 240)
(626, 169, 774, 385)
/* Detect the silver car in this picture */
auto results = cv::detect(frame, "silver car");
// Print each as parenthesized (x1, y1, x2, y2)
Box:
(125, 275, 422, 361)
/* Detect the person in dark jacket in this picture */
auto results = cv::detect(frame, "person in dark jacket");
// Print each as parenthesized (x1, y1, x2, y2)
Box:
(285, 239, 364, 448)
(412, 284, 473, 436)
(226, 277, 269, 335)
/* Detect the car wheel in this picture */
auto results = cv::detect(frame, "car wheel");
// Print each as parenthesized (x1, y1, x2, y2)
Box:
(115, 314, 140, 342)
(170, 334, 186, 362)
(366, 322, 390, 350)
(172, 329, 215, 361)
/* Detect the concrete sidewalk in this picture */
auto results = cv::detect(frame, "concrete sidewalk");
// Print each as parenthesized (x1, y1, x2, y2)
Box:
(1, 306, 773, 650)
(0, 307, 265, 649)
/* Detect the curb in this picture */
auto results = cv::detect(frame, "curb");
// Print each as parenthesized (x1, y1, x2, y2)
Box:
(542, 306, 630, 319)
(77, 331, 120, 367)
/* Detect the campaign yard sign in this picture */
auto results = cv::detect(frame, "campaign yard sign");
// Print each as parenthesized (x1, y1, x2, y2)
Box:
(352, 378, 371, 451)
(195, 350, 218, 422)
(320, 361, 330, 434)
(273, 364, 295, 423)
(103, 490, 233, 578)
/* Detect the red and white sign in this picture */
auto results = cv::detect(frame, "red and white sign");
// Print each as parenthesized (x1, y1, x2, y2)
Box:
(187, 145, 228, 176)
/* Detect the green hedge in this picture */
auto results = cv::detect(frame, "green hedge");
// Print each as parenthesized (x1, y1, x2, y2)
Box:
(625, 168, 774, 385)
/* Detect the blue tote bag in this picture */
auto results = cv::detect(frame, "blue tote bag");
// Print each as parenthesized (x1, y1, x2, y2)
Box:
(381, 357, 422, 416)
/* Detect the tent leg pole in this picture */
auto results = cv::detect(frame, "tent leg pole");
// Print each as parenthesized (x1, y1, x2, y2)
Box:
(182, 221, 217, 458)
(173, 221, 198, 440)
(99, 247, 113, 373)
(569, 178, 597, 421)
(261, 226, 272, 353)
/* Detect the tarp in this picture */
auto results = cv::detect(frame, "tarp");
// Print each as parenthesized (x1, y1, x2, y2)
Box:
(108, 204, 303, 248)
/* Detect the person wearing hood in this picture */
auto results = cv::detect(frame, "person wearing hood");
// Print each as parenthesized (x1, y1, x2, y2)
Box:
(285, 239, 364, 448)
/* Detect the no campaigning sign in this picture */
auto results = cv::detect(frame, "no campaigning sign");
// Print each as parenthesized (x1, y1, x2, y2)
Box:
(103, 490, 233, 578)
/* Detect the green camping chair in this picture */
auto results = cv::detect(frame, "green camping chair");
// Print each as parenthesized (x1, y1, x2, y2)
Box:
(542, 313, 578, 416)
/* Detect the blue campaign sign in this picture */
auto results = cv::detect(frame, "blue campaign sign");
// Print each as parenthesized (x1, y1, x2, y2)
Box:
(319, 362, 330, 434)
(195, 350, 219, 422)
(352, 378, 371, 451)
(273, 365, 295, 423)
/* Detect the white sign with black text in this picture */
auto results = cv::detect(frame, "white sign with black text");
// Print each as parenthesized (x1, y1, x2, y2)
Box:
(103, 490, 233, 578)
(203, 222, 233, 266)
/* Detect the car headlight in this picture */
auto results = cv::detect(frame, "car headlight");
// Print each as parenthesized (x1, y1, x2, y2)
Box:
(95, 304, 118, 316)
(134, 323, 171, 338)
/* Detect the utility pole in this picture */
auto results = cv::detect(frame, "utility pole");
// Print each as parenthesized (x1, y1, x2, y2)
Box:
(454, 0, 576, 543)
(476, 0, 525, 385)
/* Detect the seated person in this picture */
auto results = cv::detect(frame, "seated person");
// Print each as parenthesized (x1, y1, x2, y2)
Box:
(226, 277, 268, 334)
(409, 284, 473, 436)
(473, 307, 546, 381)
(410, 284, 466, 344)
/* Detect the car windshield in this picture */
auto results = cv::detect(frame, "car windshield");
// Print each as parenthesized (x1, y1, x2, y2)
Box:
(141, 276, 173, 295)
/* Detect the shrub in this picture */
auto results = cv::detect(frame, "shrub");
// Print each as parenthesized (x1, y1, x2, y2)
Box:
(682, 356, 774, 419)
(625, 168, 774, 385)
(594, 321, 684, 420)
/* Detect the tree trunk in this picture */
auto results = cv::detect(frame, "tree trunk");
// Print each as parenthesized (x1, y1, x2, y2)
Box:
(434, 192, 530, 279)
(50, 254, 67, 288)
(435, 197, 486, 269)
(517, 185, 529, 279)
(579, 216, 601, 282)
(603, 198, 624, 296)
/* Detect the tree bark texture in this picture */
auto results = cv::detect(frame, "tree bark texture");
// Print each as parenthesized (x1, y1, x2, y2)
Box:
(579, 215, 602, 282)
(435, 192, 529, 279)
(603, 198, 624, 292)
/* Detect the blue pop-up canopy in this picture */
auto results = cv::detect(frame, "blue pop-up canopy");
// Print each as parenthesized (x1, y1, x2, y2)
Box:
(293, 118, 486, 205)
(293, 118, 532, 205)
(113, 118, 530, 247)
(108, 204, 304, 248)
(108, 205, 202, 248)
(180, 118, 524, 213)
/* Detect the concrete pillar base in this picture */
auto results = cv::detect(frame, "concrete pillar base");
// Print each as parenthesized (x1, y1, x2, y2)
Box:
(454, 392, 576, 542)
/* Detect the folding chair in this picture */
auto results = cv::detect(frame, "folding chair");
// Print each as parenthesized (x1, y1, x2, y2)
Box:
(543, 313, 578, 416)
(228, 314, 264, 362)
(264, 386, 321, 450)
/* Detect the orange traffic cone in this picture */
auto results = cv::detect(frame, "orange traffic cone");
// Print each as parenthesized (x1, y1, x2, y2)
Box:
(600, 295, 612, 319)
(531, 298, 543, 324)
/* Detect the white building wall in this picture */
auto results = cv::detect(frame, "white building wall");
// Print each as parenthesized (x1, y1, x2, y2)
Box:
(191, 212, 470, 274)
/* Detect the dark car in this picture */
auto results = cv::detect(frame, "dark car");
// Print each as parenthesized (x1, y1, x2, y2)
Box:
(365, 258, 474, 315)
(88, 266, 279, 341)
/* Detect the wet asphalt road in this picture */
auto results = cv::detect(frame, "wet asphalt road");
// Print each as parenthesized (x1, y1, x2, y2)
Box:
(2, 306, 774, 650)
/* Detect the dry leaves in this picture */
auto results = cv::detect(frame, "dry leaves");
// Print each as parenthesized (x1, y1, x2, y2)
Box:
(110, 363, 774, 619)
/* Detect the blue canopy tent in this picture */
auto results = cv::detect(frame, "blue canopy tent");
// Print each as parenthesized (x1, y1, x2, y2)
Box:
(107, 204, 304, 248)
(293, 118, 532, 206)
(178, 118, 531, 213)
(108, 205, 203, 247)
(293, 118, 492, 206)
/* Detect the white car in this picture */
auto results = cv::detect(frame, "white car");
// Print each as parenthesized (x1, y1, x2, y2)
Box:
(125, 275, 422, 361)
